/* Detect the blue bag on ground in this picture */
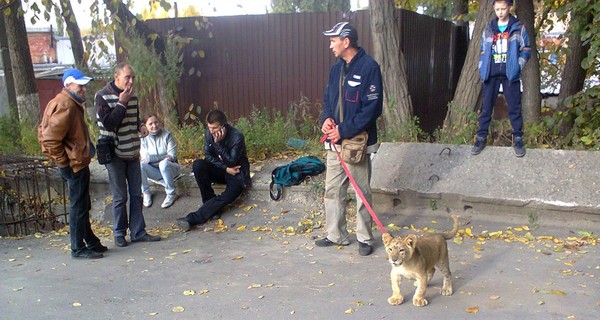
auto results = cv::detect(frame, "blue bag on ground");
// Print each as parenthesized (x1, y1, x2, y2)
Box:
(270, 156, 325, 201)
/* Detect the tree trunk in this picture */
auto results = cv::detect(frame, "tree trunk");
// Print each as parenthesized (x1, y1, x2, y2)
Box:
(3, 0, 39, 125)
(0, 15, 18, 118)
(556, 13, 592, 136)
(59, 0, 87, 69)
(516, 0, 541, 123)
(443, 0, 495, 133)
(369, 0, 413, 134)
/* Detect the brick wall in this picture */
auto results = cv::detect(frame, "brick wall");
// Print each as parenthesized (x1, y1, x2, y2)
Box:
(28, 32, 57, 64)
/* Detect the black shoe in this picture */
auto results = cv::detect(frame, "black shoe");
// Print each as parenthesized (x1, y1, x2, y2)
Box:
(72, 248, 104, 259)
(114, 236, 128, 247)
(132, 234, 161, 243)
(315, 238, 349, 247)
(471, 136, 487, 155)
(358, 241, 373, 256)
(513, 136, 526, 157)
(88, 243, 108, 253)
(176, 218, 191, 232)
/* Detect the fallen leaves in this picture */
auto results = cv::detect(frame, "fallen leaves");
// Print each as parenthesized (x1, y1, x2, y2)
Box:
(466, 306, 479, 313)
(172, 306, 185, 313)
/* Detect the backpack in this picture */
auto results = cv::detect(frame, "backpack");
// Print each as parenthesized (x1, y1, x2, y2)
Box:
(270, 156, 326, 201)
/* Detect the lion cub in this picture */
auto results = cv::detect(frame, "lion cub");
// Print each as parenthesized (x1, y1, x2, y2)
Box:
(382, 214, 459, 307)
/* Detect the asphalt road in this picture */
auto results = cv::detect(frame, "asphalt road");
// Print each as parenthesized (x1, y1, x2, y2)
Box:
(1, 196, 598, 320)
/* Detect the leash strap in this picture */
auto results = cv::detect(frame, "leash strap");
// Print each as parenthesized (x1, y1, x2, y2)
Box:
(320, 135, 387, 234)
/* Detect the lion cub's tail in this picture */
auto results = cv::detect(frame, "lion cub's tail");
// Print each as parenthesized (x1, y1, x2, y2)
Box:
(439, 214, 460, 240)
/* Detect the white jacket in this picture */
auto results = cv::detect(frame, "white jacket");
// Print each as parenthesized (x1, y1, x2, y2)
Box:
(140, 129, 177, 164)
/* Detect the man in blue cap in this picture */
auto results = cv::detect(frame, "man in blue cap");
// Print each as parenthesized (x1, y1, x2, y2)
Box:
(38, 68, 107, 259)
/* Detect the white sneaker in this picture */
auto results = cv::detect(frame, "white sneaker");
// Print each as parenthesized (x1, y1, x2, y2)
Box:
(143, 193, 153, 207)
(161, 194, 177, 209)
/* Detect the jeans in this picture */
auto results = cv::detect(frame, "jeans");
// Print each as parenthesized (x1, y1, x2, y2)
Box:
(105, 157, 148, 240)
(184, 159, 244, 225)
(58, 166, 101, 253)
(323, 150, 373, 245)
(141, 159, 180, 195)
(477, 77, 523, 138)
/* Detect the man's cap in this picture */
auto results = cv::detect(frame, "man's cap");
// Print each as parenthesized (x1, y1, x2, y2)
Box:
(323, 22, 358, 43)
(62, 68, 93, 86)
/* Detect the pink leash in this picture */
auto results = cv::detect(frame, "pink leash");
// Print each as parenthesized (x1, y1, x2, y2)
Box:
(321, 135, 387, 234)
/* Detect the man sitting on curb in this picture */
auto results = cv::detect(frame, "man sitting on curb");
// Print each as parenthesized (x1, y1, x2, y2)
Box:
(176, 109, 251, 232)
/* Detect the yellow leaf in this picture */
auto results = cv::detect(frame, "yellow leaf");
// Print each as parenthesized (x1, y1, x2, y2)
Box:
(489, 295, 500, 300)
(465, 227, 472, 236)
(522, 225, 530, 231)
(199, 50, 206, 58)
(147, 257, 155, 261)
(148, 312, 158, 316)
(199, 289, 209, 294)
(514, 227, 523, 232)
(72, 302, 82, 307)
(13, 287, 23, 291)
(243, 205, 253, 211)
(248, 284, 262, 289)
(473, 254, 482, 259)
(237, 225, 247, 231)
(549, 290, 567, 296)
(8, 258, 16, 262)
(466, 306, 478, 313)
(232, 256, 244, 260)
(345, 308, 354, 314)
(472, 246, 484, 252)
(538, 301, 545, 305)
(328, 283, 335, 287)
(172, 306, 185, 313)
(182, 249, 191, 254)
(183, 290, 196, 296)
(126, 258, 135, 262)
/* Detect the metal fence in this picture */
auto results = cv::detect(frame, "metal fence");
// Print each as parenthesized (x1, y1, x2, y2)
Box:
(0, 156, 68, 236)
(143, 10, 467, 134)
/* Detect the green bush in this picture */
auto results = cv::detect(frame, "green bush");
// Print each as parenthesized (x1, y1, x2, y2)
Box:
(171, 124, 204, 160)
(0, 115, 41, 156)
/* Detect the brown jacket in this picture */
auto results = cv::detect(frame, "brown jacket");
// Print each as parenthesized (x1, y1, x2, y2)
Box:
(38, 88, 91, 173)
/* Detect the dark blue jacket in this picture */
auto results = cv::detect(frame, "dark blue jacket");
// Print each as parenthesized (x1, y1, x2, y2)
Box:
(479, 15, 531, 83)
(320, 47, 383, 147)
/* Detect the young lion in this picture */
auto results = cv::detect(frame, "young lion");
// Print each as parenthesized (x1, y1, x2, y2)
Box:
(382, 214, 459, 307)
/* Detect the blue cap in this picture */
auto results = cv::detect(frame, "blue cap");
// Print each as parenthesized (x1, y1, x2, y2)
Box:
(62, 68, 93, 86)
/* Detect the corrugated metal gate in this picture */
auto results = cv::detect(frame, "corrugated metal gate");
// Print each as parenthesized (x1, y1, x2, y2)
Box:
(143, 9, 466, 134)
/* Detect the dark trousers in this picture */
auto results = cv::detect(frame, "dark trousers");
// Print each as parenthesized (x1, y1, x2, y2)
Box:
(477, 77, 523, 138)
(59, 166, 101, 253)
(185, 159, 244, 225)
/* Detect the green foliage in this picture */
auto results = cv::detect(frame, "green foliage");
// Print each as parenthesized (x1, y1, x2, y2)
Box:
(0, 115, 41, 156)
(234, 109, 288, 160)
(549, 87, 600, 150)
(271, 0, 351, 13)
(171, 124, 205, 160)
(380, 117, 430, 143)
(434, 108, 479, 145)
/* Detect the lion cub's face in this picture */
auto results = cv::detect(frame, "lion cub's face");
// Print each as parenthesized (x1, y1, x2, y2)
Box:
(383, 233, 417, 267)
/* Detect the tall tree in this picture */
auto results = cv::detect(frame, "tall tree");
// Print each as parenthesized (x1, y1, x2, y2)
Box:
(370, 0, 412, 133)
(443, 0, 495, 134)
(2, 0, 39, 125)
(271, 0, 350, 13)
(555, 12, 593, 135)
(58, 0, 86, 68)
(516, 0, 541, 123)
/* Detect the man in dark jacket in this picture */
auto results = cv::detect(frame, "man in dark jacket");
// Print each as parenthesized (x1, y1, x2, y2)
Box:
(315, 22, 383, 256)
(472, 0, 531, 157)
(38, 68, 107, 259)
(176, 109, 251, 232)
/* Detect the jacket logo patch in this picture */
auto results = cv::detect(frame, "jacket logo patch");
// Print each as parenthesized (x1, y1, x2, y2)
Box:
(352, 75, 361, 80)
(347, 80, 361, 87)
(370, 85, 376, 92)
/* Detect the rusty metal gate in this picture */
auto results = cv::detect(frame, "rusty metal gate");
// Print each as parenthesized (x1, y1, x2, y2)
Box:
(0, 155, 68, 236)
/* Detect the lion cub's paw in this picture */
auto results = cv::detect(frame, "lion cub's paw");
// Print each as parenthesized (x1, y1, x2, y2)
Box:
(441, 286, 453, 296)
(387, 296, 404, 305)
(412, 297, 429, 307)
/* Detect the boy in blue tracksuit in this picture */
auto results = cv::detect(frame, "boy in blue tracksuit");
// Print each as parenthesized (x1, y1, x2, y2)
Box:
(472, 0, 531, 157)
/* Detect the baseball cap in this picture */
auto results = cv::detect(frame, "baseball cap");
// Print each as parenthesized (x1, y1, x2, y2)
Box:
(62, 68, 93, 86)
(323, 22, 358, 43)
